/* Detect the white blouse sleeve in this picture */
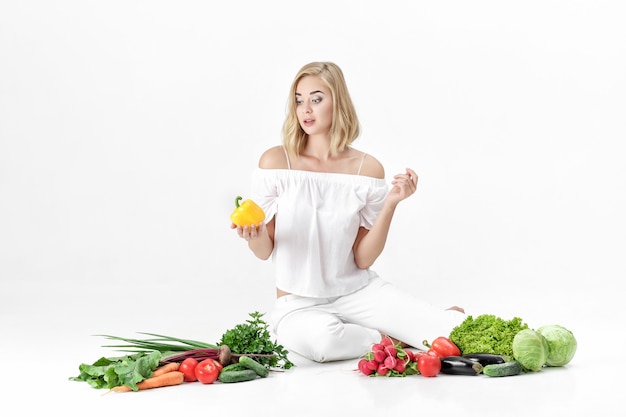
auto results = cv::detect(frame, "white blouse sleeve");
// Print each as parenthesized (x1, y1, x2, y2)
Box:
(250, 169, 279, 223)
(359, 181, 388, 229)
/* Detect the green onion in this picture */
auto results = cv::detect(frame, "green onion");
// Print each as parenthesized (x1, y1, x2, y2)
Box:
(96, 332, 219, 352)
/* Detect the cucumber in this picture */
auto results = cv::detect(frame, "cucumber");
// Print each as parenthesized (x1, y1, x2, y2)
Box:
(238, 355, 269, 378)
(483, 360, 523, 377)
(218, 369, 258, 383)
(221, 363, 248, 373)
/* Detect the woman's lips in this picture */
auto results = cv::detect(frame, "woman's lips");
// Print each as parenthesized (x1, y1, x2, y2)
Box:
(302, 119, 314, 127)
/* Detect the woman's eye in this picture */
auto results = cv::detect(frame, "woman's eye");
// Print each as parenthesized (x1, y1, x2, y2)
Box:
(312, 97, 322, 103)
(295, 99, 303, 105)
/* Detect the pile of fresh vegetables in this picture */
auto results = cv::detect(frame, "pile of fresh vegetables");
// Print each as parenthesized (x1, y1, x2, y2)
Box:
(357, 314, 578, 379)
(72, 310, 578, 390)
(357, 336, 503, 378)
(72, 352, 271, 392)
(70, 312, 293, 392)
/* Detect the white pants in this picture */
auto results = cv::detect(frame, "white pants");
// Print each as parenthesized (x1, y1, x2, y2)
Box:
(269, 276, 465, 362)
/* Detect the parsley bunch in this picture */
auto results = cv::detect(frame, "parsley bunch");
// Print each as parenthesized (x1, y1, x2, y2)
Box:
(217, 311, 294, 369)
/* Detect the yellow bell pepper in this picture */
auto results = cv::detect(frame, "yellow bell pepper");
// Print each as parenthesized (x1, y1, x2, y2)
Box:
(230, 195, 265, 227)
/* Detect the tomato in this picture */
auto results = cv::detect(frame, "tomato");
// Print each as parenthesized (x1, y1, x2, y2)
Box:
(413, 350, 428, 359)
(417, 354, 441, 377)
(195, 358, 222, 384)
(179, 358, 199, 382)
(430, 337, 461, 357)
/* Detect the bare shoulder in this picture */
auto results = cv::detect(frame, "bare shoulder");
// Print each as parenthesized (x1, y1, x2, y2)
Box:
(359, 152, 385, 179)
(258, 145, 289, 169)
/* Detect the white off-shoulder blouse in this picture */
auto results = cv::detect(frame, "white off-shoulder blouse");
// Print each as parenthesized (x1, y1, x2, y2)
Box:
(251, 167, 389, 298)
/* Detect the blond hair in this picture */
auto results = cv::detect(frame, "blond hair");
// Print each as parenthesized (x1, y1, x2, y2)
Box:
(282, 62, 360, 157)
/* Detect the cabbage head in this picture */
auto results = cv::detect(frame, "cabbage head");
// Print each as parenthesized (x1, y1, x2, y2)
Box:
(512, 329, 548, 371)
(537, 325, 577, 367)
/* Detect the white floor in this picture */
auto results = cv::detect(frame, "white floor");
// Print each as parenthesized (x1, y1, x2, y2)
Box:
(2, 2, 625, 416)
(2, 278, 622, 417)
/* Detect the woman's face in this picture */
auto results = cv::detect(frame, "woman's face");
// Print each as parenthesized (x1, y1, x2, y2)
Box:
(295, 75, 333, 136)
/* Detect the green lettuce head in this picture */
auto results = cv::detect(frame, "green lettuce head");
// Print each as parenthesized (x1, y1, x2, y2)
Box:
(537, 325, 577, 367)
(512, 329, 548, 372)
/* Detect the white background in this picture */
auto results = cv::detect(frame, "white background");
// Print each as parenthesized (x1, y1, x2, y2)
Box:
(1, 1, 625, 415)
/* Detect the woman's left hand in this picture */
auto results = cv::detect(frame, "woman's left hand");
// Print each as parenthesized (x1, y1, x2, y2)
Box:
(387, 168, 418, 205)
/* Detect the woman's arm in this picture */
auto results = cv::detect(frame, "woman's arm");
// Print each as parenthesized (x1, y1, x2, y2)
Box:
(231, 146, 285, 260)
(244, 218, 275, 260)
(353, 167, 418, 269)
(231, 215, 275, 260)
(352, 205, 395, 269)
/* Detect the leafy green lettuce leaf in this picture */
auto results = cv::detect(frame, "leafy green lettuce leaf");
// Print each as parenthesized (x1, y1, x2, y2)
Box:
(449, 314, 528, 357)
(70, 351, 161, 390)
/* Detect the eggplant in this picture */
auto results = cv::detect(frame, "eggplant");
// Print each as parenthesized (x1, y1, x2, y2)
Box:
(462, 353, 506, 366)
(440, 356, 483, 375)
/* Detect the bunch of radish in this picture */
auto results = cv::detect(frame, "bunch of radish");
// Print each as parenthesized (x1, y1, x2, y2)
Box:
(357, 336, 418, 377)
(358, 336, 474, 378)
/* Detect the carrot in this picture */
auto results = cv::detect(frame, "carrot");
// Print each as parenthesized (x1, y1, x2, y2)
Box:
(151, 362, 180, 377)
(110, 371, 185, 393)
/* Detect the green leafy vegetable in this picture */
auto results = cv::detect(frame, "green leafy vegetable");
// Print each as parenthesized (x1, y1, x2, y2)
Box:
(448, 314, 529, 357)
(70, 310, 293, 391)
(91, 312, 294, 369)
(217, 311, 294, 369)
(512, 328, 549, 371)
(536, 325, 577, 367)
(69, 351, 161, 390)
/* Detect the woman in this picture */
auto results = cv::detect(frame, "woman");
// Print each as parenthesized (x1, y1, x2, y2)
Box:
(232, 61, 463, 362)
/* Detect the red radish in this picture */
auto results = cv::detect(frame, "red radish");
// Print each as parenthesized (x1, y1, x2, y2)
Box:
(358, 359, 374, 376)
(366, 359, 378, 371)
(371, 343, 384, 352)
(377, 363, 389, 376)
(394, 359, 407, 373)
(384, 355, 397, 370)
(358, 339, 421, 377)
(385, 346, 398, 358)
(380, 336, 394, 346)
(373, 350, 386, 363)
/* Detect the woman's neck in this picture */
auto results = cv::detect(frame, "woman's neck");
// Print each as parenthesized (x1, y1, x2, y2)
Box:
(302, 135, 335, 161)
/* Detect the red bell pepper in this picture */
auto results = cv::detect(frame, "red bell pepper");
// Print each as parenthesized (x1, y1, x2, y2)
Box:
(423, 336, 461, 357)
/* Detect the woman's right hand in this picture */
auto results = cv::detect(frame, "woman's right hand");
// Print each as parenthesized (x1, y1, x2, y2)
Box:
(231, 222, 265, 242)
(231, 218, 274, 260)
